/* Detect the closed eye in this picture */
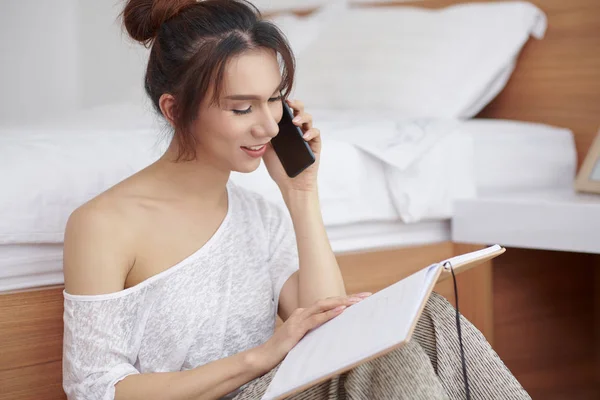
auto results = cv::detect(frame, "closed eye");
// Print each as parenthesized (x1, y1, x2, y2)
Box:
(232, 106, 252, 115)
(232, 95, 283, 115)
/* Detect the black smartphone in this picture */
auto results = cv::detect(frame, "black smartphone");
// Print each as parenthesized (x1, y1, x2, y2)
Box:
(271, 101, 316, 178)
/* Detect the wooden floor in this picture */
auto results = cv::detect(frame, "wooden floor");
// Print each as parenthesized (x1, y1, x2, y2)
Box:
(492, 248, 600, 399)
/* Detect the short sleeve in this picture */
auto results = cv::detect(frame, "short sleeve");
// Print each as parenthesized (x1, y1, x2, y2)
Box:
(62, 291, 148, 400)
(266, 204, 299, 310)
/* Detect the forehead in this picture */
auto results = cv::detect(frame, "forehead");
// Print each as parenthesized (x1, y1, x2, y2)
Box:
(221, 48, 282, 96)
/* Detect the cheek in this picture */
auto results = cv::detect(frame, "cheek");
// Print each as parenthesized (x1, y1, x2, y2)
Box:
(271, 102, 283, 123)
(196, 112, 245, 147)
(223, 118, 252, 144)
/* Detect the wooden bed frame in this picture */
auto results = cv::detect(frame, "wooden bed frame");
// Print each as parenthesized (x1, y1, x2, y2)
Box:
(1, 1, 599, 399)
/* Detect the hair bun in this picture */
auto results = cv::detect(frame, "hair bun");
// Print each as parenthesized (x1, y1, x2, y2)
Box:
(122, 0, 196, 44)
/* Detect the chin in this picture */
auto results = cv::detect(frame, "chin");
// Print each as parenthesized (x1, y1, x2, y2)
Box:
(232, 159, 262, 174)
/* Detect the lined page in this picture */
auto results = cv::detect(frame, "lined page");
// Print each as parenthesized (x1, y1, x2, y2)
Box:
(262, 264, 442, 400)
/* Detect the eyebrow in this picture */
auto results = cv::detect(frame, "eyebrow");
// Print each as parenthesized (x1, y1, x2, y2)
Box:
(223, 86, 282, 101)
(224, 95, 263, 100)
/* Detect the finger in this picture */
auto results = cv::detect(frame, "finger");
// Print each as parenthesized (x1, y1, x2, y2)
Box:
(302, 128, 320, 141)
(286, 98, 305, 115)
(292, 113, 312, 130)
(303, 298, 346, 316)
(304, 306, 347, 331)
(304, 296, 362, 316)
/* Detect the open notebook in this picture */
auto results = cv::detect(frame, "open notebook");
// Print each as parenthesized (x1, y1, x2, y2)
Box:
(262, 244, 505, 400)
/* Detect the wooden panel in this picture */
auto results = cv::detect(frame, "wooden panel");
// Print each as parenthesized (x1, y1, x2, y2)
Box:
(0, 360, 66, 400)
(0, 286, 64, 371)
(336, 241, 454, 295)
(277, 241, 455, 327)
(336, 241, 493, 342)
(493, 248, 599, 399)
(595, 256, 600, 390)
(435, 243, 494, 344)
(477, 0, 600, 168)
(0, 287, 65, 400)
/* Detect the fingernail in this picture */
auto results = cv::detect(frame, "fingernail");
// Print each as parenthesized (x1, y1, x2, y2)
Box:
(293, 117, 301, 123)
(357, 292, 372, 298)
(302, 132, 310, 139)
(334, 305, 347, 312)
(348, 297, 362, 303)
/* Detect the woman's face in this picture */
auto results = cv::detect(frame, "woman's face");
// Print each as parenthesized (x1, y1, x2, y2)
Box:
(192, 48, 284, 173)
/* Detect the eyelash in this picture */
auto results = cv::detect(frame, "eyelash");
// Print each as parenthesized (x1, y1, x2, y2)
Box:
(232, 96, 282, 115)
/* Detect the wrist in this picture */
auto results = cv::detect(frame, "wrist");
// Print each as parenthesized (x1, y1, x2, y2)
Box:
(246, 343, 277, 375)
(281, 188, 319, 210)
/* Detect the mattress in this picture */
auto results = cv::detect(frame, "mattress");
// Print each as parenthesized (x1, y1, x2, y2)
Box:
(230, 137, 398, 227)
(0, 220, 450, 293)
(0, 106, 576, 292)
(0, 244, 64, 292)
(0, 105, 575, 243)
(232, 116, 577, 226)
(328, 219, 451, 254)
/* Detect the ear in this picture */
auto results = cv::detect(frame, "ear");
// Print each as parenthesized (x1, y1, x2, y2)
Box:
(158, 93, 177, 127)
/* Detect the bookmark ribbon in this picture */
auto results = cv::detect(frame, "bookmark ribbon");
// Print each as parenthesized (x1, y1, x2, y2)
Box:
(443, 261, 472, 400)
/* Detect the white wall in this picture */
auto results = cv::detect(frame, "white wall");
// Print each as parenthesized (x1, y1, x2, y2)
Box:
(2, 0, 418, 126)
(0, 0, 80, 125)
(0, 0, 149, 127)
(77, 0, 149, 108)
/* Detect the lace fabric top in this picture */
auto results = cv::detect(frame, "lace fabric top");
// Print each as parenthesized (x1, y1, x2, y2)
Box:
(62, 182, 299, 400)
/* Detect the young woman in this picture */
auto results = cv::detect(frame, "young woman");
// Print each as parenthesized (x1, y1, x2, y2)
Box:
(62, 1, 529, 399)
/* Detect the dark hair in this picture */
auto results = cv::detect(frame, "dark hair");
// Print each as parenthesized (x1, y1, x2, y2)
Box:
(121, 0, 295, 161)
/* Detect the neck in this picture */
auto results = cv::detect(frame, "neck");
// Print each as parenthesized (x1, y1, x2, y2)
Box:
(149, 144, 230, 204)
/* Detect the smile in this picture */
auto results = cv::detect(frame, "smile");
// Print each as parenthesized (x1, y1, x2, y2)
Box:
(242, 144, 266, 151)
(241, 144, 268, 158)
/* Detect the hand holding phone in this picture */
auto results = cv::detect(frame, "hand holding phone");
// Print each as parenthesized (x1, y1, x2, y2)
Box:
(271, 101, 316, 178)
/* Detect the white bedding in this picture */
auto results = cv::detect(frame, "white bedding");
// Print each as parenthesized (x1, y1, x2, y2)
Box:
(232, 115, 576, 224)
(0, 244, 64, 292)
(0, 116, 576, 292)
(0, 220, 450, 292)
(0, 106, 576, 244)
(286, 1, 546, 118)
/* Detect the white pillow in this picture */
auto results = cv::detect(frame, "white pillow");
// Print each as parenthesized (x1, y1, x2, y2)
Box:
(291, 1, 547, 118)
(267, 1, 349, 56)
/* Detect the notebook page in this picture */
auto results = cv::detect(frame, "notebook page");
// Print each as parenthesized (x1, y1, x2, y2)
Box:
(262, 263, 442, 400)
(440, 244, 501, 268)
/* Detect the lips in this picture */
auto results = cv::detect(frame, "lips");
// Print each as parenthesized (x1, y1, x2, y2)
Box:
(242, 144, 266, 151)
(241, 143, 268, 158)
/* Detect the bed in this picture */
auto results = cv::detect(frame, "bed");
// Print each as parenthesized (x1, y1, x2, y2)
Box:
(0, 117, 575, 293)
(1, 0, 599, 399)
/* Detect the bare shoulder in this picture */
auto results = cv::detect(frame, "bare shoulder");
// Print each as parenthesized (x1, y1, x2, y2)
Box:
(63, 185, 138, 296)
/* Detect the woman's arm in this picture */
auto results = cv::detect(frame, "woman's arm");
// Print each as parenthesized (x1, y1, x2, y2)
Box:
(117, 293, 357, 400)
(114, 349, 268, 400)
(282, 189, 346, 309)
(263, 99, 349, 319)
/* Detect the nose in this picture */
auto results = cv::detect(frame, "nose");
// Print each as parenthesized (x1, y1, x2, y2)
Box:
(254, 106, 280, 139)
